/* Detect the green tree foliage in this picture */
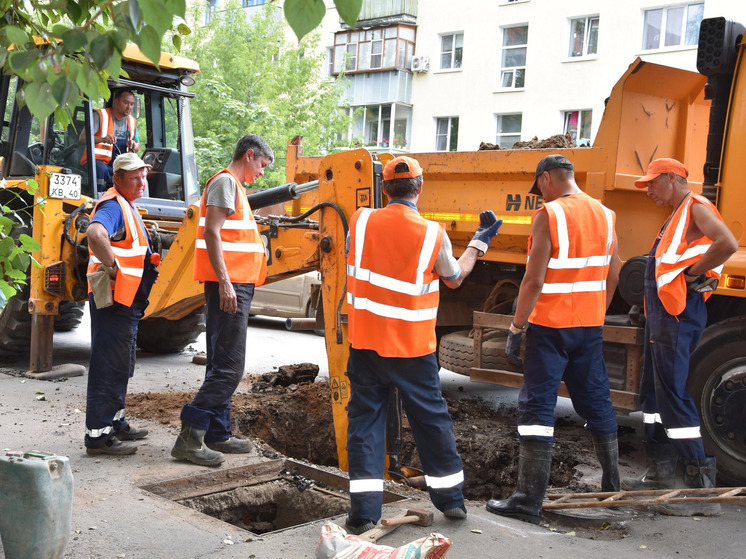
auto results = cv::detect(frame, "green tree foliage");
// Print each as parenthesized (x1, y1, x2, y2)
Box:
(184, 1, 352, 187)
(284, 0, 361, 41)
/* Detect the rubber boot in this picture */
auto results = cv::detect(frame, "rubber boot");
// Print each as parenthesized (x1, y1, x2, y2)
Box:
(592, 432, 620, 492)
(658, 457, 721, 516)
(171, 424, 225, 467)
(486, 439, 552, 524)
(621, 441, 677, 490)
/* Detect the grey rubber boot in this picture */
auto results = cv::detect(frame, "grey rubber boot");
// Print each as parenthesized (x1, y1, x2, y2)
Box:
(486, 439, 552, 524)
(592, 432, 621, 492)
(171, 424, 225, 467)
(658, 457, 721, 516)
(621, 441, 677, 490)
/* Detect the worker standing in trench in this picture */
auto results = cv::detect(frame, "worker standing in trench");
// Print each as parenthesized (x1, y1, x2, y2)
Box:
(171, 134, 274, 467)
(623, 158, 737, 516)
(487, 154, 621, 524)
(343, 155, 503, 534)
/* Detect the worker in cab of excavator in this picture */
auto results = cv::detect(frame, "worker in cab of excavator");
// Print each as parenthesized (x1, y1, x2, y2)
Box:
(343, 155, 503, 534)
(623, 158, 737, 516)
(487, 154, 621, 525)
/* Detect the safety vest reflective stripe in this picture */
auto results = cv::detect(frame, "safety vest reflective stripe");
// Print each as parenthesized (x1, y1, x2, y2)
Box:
(517, 424, 555, 437)
(81, 110, 136, 164)
(424, 470, 464, 489)
(666, 426, 701, 439)
(642, 412, 662, 425)
(347, 293, 439, 322)
(348, 479, 384, 493)
(195, 238, 266, 253)
(346, 265, 440, 296)
(198, 217, 258, 230)
(540, 280, 606, 294)
(86, 426, 114, 438)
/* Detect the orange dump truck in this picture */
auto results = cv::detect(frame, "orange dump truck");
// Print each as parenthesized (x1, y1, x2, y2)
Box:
(271, 17, 746, 484)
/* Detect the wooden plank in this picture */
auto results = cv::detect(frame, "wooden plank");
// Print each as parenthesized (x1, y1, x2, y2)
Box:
(543, 487, 746, 510)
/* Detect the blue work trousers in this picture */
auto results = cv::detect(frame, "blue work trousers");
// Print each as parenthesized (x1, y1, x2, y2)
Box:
(85, 295, 145, 448)
(180, 281, 254, 443)
(641, 248, 707, 459)
(346, 348, 464, 522)
(518, 324, 618, 442)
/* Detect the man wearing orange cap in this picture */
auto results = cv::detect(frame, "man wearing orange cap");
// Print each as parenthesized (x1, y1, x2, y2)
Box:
(623, 158, 736, 515)
(344, 155, 502, 533)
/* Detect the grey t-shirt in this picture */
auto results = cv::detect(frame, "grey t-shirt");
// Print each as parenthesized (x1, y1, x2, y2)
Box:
(204, 173, 237, 216)
(93, 110, 135, 142)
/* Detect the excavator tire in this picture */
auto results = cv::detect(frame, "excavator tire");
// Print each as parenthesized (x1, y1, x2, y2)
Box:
(136, 305, 207, 354)
(54, 301, 86, 332)
(438, 329, 518, 376)
(0, 284, 32, 358)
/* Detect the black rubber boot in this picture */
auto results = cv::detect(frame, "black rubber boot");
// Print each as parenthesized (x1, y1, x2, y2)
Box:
(658, 457, 721, 517)
(621, 441, 677, 490)
(486, 439, 552, 524)
(592, 432, 621, 491)
(171, 424, 225, 467)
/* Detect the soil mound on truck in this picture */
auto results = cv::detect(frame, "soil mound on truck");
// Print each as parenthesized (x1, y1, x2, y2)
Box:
(479, 132, 577, 151)
(126, 364, 631, 501)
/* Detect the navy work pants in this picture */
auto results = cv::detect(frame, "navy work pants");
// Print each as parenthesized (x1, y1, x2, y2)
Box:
(346, 348, 464, 523)
(85, 295, 145, 448)
(180, 281, 254, 443)
(641, 246, 707, 459)
(518, 324, 618, 442)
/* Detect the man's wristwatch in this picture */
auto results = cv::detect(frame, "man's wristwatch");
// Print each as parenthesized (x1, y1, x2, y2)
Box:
(683, 267, 699, 283)
(509, 322, 527, 335)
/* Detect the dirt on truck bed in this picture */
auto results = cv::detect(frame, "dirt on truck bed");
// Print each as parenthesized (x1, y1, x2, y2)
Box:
(126, 363, 637, 502)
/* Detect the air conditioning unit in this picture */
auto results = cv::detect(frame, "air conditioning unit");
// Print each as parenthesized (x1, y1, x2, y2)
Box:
(412, 56, 429, 73)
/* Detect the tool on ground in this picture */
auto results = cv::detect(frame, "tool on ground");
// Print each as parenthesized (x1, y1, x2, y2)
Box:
(380, 508, 434, 527)
(543, 486, 746, 510)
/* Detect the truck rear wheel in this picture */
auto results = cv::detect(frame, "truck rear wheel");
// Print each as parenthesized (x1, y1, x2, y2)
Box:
(688, 317, 746, 485)
(438, 329, 518, 376)
(54, 301, 86, 332)
(136, 306, 207, 354)
(0, 285, 32, 358)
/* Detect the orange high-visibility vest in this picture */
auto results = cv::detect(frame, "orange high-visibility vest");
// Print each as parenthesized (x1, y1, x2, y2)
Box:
(528, 192, 616, 328)
(347, 204, 444, 357)
(193, 169, 267, 285)
(654, 194, 724, 316)
(80, 108, 136, 164)
(87, 187, 150, 306)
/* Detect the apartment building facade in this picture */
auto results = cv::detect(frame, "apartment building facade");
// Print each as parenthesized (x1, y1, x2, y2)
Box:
(319, 0, 746, 153)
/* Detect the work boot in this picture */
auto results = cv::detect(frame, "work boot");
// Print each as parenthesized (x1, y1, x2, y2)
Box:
(206, 436, 253, 454)
(116, 425, 149, 441)
(486, 439, 552, 524)
(344, 517, 376, 535)
(658, 457, 721, 517)
(621, 441, 677, 490)
(86, 436, 137, 456)
(171, 424, 225, 467)
(592, 432, 621, 491)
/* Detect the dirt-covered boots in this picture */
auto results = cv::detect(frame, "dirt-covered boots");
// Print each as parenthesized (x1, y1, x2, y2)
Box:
(592, 432, 621, 491)
(658, 457, 721, 516)
(486, 439, 552, 524)
(171, 424, 225, 467)
(621, 441, 677, 490)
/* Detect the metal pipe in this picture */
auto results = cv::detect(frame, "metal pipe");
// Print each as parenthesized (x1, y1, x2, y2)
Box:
(248, 180, 320, 210)
(285, 318, 318, 331)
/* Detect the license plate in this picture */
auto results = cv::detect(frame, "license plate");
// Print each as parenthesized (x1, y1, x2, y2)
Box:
(49, 172, 82, 200)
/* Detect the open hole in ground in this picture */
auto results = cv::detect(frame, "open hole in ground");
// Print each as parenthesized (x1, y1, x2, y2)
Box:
(140, 459, 406, 535)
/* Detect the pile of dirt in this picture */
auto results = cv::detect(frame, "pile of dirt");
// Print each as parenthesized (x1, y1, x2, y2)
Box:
(479, 132, 577, 151)
(127, 364, 608, 501)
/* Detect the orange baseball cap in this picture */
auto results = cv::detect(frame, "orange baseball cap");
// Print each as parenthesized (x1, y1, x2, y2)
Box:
(382, 156, 423, 180)
(634, 158, 689, 188)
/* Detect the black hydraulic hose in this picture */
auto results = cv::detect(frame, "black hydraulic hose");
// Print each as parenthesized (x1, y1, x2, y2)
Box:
(63, 200, 94, 250)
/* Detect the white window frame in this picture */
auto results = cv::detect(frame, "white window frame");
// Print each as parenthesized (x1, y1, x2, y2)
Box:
(642, 2, 703, 51)
(439, 32, 464, 70)
(435, 117, 459, 151)
(500, 25, 528, 90)
(568, 15, 599, 58)
(562, 109, 592, 146)
(495, 113, 522, 148)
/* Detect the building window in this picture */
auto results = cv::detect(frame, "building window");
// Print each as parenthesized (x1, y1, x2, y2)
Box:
(440, 33, 463, 70)
(436, 117, 459, 151)
(333, 26, 416, 75)
(496, 113, 522, 148)
(569, 16, 599, 57)
(242, 0, 266, 6)
(643, 3, 703, 50)
(563, 110, 592, 146)
(205, 0, 217, 25)
(500, 26, 528, 89)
